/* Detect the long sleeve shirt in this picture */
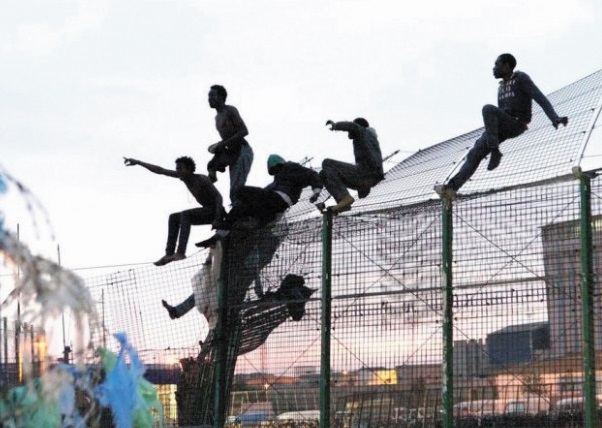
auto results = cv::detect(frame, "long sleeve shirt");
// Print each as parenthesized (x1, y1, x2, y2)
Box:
(498, 71, 560, 124)
(265, 162, 322, 205)
(332, 121, 384, 177)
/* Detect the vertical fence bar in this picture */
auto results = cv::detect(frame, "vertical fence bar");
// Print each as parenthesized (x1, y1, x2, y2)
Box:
(214, 241, 228, 428)
(3, 318, 7, 385)
(440, 196, 454, 428)
(320, 211, 333, 428)
(578, 170, 597, 427)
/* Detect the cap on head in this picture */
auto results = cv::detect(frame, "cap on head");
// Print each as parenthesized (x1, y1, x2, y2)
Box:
(267, 154, 286, 175)
(353, 117, 369, 128)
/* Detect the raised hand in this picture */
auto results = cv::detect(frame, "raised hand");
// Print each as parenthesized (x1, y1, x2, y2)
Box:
(553, 116, 568, 129)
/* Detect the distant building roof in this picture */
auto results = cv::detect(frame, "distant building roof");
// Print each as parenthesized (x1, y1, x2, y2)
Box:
(490, 321, 549, 335)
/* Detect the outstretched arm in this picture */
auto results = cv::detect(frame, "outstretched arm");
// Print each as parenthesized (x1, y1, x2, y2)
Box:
(123, 157, 178, 178)
(325, 120, 362, 133)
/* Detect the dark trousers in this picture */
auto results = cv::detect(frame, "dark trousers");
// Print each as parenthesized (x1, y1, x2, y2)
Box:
(448, 104, 527, 191)
(223, 186, 288, 229)
(319, 159, 383, 202)
(166, 207, 221, 255)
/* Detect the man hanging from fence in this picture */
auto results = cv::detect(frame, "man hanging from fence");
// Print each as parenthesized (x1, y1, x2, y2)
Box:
(123, 156, 225, 266)
(318, 117, 384, 214)
(195, 154, 322, 248)
(435, 53, 568, 194)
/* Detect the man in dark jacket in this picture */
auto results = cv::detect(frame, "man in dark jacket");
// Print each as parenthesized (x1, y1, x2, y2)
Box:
(320, 117, 384, 214)
(196, 154, 322, 248)
(437, 53, 568, 194)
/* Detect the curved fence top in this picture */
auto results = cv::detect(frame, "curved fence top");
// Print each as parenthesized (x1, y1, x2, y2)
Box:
(287, 69, 602, 222)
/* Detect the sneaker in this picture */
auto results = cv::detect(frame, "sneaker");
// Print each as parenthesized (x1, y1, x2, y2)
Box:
(162, 299, 179, 319)
(195, 234, 220, 248)
(487, 149, 503, 171)
(328, 195, 355, 215)
(434, 184, 457, 198)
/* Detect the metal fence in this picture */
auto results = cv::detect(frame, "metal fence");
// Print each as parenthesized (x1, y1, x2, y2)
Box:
(63, 68, 602, 426)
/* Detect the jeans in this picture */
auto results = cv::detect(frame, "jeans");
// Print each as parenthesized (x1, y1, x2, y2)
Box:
(229, 144, 254, 204)
(319, 159, 383, 202)
(166, 207, 221, 255)
(223, 186, 288, 229)
(448, 104, 527, 191)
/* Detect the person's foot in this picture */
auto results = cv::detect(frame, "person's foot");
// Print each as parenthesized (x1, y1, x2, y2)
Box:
(487, 149, 503, 171)
(434, 184, 457, 198)
(328, 195, 355, 215)
(315, 202, 326, 213)
(357, 188, 371, 199)
(153, 253, 185, 267)
(195, 234, 220, 248)
(162, 299, 179, 319)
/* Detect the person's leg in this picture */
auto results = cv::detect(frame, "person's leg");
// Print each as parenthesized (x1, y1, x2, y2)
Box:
(254, 191, 289, 227)
(229, 144, 254, 204)
(195, 187, 261, 248)
(176, 207, 215, 255)
(320, 159, 359, 202)
(162, 294, 195, 319)
(165, 212, 179, 255)
(482, 105, 527, 171)
(447, 133, 490, 191)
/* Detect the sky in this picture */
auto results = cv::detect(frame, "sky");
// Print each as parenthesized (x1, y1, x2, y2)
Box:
(1, 0, 601, 275)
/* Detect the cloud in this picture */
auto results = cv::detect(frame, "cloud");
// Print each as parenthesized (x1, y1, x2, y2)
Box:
(0, 0, 110, 57)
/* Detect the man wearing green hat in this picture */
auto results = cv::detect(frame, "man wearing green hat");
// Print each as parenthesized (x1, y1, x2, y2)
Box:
(196, 154, 322, 247)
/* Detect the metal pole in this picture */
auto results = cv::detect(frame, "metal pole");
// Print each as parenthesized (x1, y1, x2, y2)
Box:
(57, 245, 71, 364)
(16, 224, 21, 383)
(440, 195, 454, 428)
(214, 241, 228, 428)
(578, 170, 597, 428)
(2, 318, 6, 385)
(320, 210, 333, 428)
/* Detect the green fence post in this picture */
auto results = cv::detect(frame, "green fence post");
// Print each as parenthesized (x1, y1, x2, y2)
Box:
(320, 210, 333, 428)
(576, 167, 597, 428)
(440, 194, 454, 428)
(215, 241, 228, 428)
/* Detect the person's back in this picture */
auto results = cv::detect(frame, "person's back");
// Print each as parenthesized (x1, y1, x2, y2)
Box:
(183, 174, 222, 208)
(350, 124, 384, 176)
(266, 161, 322, 205)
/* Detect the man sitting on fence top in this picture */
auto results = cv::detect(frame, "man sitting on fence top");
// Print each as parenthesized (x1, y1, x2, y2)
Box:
(318, 117, 384, 215)
(195, 154, 323, 248)
(435, 53, 568, 195)
(123, 156, 224, 266)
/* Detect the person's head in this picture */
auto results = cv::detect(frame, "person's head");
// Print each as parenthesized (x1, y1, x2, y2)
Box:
(353, 117, 369, 128)
(267, 154, 286, 176)
(348, 117, 370, 139)
(208, 84, 227, 108)
(175, 156, 196, 179)
(493, 53, 516, 79)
